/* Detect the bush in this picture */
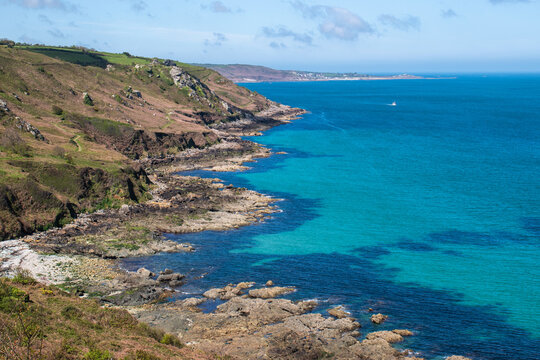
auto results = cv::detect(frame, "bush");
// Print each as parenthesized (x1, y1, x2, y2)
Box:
(0, 279, 29, 312)
(11, 269, 36, 285)
(52, 105, 63, 115)
(83, 349, 112, 360)
(61, 305, 82, 320)
(0, 128, 32, 156)
(83, 93, 94, 106)
(159, 333, 183, 348)
(52, 145, 66, 158)
(127, 350, 162, 360)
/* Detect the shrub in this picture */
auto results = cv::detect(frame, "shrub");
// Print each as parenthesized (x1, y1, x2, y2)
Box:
(127, 350, 162, 360)
(0, 128, 32, 156)
(83, 349, 112, 360)
(11, 269, 36, 285)
(83, 93, 94, 106)
(159, 333, 183, 348)
(51, 105, 63, 115)
(61, 305, 82, 320)
(0, 279, 29, 312)
(52, 145, 66, 158)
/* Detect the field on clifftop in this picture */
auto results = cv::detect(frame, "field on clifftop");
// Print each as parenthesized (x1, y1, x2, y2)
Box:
(0, 44, 273, 240)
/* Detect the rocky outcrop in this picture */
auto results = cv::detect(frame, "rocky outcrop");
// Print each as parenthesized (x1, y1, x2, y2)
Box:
(0, 99, 9, 113)
(156, 269, 185, 287)
(14, 117, 47, 142)
(131, 283, 422, 360)
(170, 66, 199, 90)
(371, 313, 389, 324)
(248, 286, 295, 299)
(163, 59, 176, 67)
(445, 356, 472, 360)
(203, 282, 256, 300)
(365, 330, 404, 344)
(328, 305, 350, 319)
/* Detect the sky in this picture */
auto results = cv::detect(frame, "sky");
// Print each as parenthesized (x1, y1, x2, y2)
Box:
(1, 0, 540, 73)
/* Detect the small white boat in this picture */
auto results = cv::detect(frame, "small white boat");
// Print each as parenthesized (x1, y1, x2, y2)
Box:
(390, 101, 397, 106)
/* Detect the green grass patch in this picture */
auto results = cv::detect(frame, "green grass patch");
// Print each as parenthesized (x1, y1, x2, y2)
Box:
(25, 47, 109, 68)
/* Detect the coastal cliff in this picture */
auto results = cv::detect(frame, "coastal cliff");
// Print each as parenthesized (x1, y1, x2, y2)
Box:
(0, 44, 470, 360)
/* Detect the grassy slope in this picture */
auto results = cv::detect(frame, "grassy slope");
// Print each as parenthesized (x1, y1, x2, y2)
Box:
(0, 275, 215, 359)
(0, 45, 272, 239)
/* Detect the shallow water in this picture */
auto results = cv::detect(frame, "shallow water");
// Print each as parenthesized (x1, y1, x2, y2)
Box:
(123, 76, 540, 359)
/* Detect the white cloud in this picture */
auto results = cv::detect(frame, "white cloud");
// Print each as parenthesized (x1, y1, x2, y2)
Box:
(9, 0, 75, 11)
(262, 26, 313, 45)
(290, 1, 374, 41)
(379, 14, 421, 31)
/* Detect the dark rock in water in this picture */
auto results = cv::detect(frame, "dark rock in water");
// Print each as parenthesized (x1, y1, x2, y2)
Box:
(163, 59, 176, 66)
(157, 272, 184, 283)
(371, 313, 388, 324)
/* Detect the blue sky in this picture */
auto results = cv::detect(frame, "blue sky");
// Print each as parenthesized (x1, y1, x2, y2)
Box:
(1, 0, 540, 72)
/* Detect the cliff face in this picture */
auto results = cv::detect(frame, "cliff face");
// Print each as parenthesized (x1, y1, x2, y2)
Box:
(0, 45, 298, 240)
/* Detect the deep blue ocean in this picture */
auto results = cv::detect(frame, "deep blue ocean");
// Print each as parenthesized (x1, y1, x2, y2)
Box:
(123, 76, 540, 360)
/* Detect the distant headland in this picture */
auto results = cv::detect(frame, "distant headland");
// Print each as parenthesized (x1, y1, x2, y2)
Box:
(197, 63, 451, 83)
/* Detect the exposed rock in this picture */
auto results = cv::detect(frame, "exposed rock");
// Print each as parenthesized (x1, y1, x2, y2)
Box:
(163, 59, 176, 66)
(180, 297, 206, 308)
(236, 281, 255, 290)
(328, 305, 350, 319)
(156, 272, 184, 283)
(350, 338, 401, 360)
(132, 89, 142, 98)
(202, 287, 223, 300)
(366, 330, 404, 344)
(14, 117, 47, 142)
(393, 329, 413, 337)
(119, 204, 130, 215)
(82, 92, 93, 106)
(445, 356, 472, 360)
(170, 66, 197, 89)
(136, 267, 154, 278)
(151, 58, 160, 65)
(203, 282, 256, 300)
(248, 286, 295, 299)
(265, 280, 274, 286)
(0, 99, 9, 113)
(371, 313, 389, 324)
(106, 64, 114, 71)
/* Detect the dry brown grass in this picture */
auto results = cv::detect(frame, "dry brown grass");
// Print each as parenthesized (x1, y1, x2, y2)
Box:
(0, 277, 217, 359)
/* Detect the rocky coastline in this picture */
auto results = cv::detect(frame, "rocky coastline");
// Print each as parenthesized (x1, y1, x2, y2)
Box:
(0, 104, 472, 360)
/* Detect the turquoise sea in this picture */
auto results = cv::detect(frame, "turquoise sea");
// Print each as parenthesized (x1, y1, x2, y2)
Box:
(123, 75, 540, 359)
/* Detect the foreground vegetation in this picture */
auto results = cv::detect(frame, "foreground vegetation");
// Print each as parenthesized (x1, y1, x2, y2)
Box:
(0, 271, 211, 359)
